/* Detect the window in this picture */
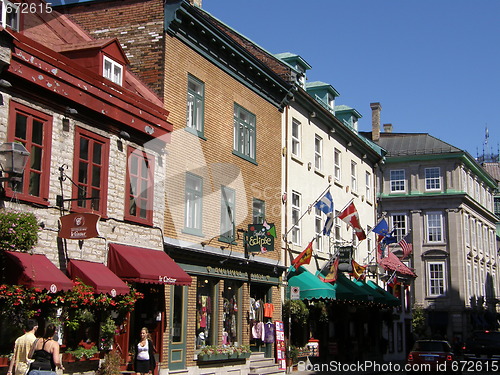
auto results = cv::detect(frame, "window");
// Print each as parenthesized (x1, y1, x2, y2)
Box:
(427, 261, 446, 296)
(471, 218, 476, 248)
(464, 214, 470, 246)
(351, 161, 357, 192)
(334, 211, 341, 242)
(233, 104, 256, 162)
(473, 264, 478, 296)
(252, 198, 265, 224)
(462, 169, 468, 193)
(72, 128, 109, 215)
(495, 196, 500, 217)
(1, 0, 19, 30)
(291, 191, 301, 244)
(125, 147, 154, 225)
(314, 135, 322, 170)
(425, 167, 441, 191)
(7, 102, 52, 204)
(391, 214, 407, 240)
(390, 169, 405, 192)
(103, 56, 123, 86)
(220, 186, 235, 242)
(186, 75, 204, 135)
(184, 173, 203, 234)
(222, 281, 240, 345)
(477, 222, 482, 252)
(291, 119, 301, 157)
(466, 263, 472, 302)
(196, 278, 216, 348)
(334, 148, 341, 182)
(314, 207, 323, 251)
(365, 172, 372, 201)
(426, 212, 443, 242)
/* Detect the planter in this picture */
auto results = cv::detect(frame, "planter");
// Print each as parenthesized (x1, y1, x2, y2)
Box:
(197, 353, 228, 361)
(62, 353, 77, 363)
(237, 353, 251, 359)
(228, 353, 238, 359)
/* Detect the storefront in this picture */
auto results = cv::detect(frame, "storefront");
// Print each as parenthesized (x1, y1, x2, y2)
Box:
(165, 242, 283, 372)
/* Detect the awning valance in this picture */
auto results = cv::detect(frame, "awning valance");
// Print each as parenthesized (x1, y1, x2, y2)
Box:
(3, 251, 73, 292)
(108, 243, 192, 286)
(354, 279, 388, 304)
(333, 273, 373, 301)
(67, 259, 130, 296)
(287, 266, 336, 300)
(366, 280, 401, 307)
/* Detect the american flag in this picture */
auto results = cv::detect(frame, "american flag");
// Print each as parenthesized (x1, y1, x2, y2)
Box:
(399, 232, 413, 259)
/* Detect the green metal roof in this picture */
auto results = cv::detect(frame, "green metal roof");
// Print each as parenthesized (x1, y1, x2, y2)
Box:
(366, 280, 401, 307)
(305, 81, 340, 97)
(287, 266, 336, 300)
(334, 105, 362, 119)
(274, 52, 312, 70)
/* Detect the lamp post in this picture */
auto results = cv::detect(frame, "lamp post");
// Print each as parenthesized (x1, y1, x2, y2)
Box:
(0, 142, 30, 205)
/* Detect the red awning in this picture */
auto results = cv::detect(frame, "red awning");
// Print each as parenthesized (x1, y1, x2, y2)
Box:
(379, 252, 417, 277)
(108, 243, 192, 286)
(3, 251, 74, 292)
(67, 259, 130, 296)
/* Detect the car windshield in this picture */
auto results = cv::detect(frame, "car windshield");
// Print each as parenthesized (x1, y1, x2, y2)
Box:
(413, 341, 450, 352)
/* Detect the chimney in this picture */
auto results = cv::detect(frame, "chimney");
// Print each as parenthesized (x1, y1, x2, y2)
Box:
(383, 123, 393, 133)
(370, 102, 382, 141)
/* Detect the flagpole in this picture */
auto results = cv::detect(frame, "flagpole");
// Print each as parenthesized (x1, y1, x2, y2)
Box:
(333, 198, 354, 220)
(284, 185, 331, 238)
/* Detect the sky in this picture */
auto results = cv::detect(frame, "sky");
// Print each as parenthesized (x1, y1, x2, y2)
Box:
(202, 0, 500, 158)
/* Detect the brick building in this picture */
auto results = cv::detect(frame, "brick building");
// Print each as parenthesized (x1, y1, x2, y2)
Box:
(53, 0, 290, 373)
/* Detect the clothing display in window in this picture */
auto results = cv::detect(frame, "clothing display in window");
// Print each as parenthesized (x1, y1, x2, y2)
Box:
(263, 303, 274, 318)
(263, 322, 275, 343)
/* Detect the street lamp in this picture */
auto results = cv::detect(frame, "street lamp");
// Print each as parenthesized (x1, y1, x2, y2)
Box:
(0, 142, 30, 184)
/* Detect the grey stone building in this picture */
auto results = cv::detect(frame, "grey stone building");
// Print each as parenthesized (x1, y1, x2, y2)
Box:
(363, 103, 499, 342)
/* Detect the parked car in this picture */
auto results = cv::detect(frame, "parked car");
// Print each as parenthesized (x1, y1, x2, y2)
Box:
(462, 330, 500, 359)
(407, 340, 455, 373)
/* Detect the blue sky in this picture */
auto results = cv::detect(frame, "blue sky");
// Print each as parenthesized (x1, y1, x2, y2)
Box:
(203, 0, 499, 158)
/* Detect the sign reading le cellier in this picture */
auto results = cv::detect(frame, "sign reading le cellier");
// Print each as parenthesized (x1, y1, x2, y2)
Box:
(246, 223, 276, 253)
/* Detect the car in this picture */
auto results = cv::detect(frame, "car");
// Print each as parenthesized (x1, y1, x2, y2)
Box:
(407, 340, 455, 373)
(462, 330, 500, 359)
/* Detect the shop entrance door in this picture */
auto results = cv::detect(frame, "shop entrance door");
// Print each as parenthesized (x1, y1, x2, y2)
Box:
(168, 285, 188, 370)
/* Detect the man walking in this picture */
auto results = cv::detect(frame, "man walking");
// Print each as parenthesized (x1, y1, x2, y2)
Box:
(7, 319, 38, 375)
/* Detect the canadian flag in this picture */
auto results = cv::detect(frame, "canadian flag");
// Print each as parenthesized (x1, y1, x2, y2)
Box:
(338, 202, 366, 241)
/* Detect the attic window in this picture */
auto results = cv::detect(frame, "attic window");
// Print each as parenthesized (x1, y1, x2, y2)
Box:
(1, 0, 19, 31)
(103, 56, 123, 86)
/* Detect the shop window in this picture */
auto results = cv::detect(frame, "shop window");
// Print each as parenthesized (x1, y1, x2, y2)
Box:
(222, 280, 240, 345)
(72, 128, 109, 215)
(125, 147, 154, 225)
(249, 284, 274, 351)
(196, 278, 216, 349)
(6, 101, 52, 205)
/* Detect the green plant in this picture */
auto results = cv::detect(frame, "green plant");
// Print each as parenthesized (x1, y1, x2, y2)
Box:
(412, 305, 427, 338)
(286, 345, 300, 364)
(67, 345, 99, 360)
(0, 210, 39, 251)
(99, 316, 117, 350)
(99, 350, 121, 375)
(283, 299, 309, 325)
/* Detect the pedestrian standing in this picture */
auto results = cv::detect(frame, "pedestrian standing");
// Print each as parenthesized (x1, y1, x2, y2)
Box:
(7, 319, 39, 375)
(28, 323, 64, 375)
(134, 327, 156, 375)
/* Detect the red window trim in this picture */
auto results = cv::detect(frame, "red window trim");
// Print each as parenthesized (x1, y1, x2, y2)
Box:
(124, 146, 155, 226)
(71, 127, 109, 217)
(5, 100, 52, 206)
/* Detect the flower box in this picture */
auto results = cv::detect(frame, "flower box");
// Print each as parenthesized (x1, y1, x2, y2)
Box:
(197, 353, 228, 361)
(237, 352, 251, 359)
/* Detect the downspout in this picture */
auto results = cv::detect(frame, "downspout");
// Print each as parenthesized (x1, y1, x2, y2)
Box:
(284, 104, 289, 269)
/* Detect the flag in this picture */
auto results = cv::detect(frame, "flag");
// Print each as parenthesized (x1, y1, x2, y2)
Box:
(386, 271, 397, 288)
(377, 241, 389, 263)
(318, 257, 339, 282)
(372, 218, 389, 237)
(322, 212, 334, 236)
(382, 230, 397, 245)
(291, 240, 314, 270)
(338, 202, 366, 241)
(350, 259, 367, 280)
(314, 191, 334, 215)
(399, 232, 413, 259)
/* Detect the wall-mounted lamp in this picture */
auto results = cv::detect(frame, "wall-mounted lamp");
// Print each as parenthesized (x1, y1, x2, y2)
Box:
(0, 142, 30, 196)
(0, 79, 12, 88)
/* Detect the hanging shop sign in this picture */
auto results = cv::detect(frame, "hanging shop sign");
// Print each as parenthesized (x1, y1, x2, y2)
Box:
(337, 245, 353, 272)
(58, 212, 100, 240)
(246, 222, 277, 253)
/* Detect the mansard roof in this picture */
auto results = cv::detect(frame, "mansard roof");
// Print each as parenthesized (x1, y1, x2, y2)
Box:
(376, 133, 461, 157)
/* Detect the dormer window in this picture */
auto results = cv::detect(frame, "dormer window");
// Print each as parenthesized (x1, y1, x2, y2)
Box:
(1, 0, 19, 31)
(103, 55, 123, 86)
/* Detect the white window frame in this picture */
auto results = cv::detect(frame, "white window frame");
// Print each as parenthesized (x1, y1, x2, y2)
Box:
(291, 119, 301, 158)
(220, 186, 235, 242)
(186, 75, 204, 134)
(390, 169, 406, 192)
(464, 214, 470, 247)
(314, 206, 323, 252)
(291, 191, 301, 245)
(365, 171, 372, 201)
(252, 198, 265, 224)
(1, 0, 19, 31)
(477, 222, 482, 253)
(233, 103, 256, 161)
(314, 135, 322, 171)
(351, 161, 357, 193)
(391, 214, 407, 241)
(426, 211, 443, 243)
(427, 261, 446, 297)
(471, 218, 476, 248)
(334, 148, 341, 182)
(184, 173, 203, 233)
(334, 211, 341, 242)
(103, 55, 123, 86)
(425, 167, 441, 191)
(473, 264, 478, 296)
(466, 263, 472, 302)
